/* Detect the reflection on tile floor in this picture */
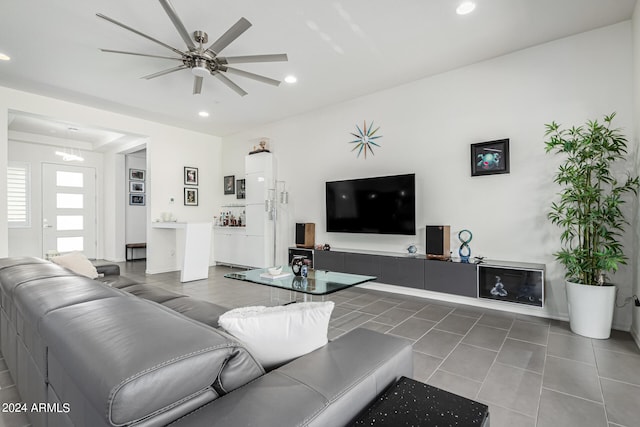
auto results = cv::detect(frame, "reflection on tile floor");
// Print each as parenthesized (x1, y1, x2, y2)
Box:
(2, 261, 640, 427)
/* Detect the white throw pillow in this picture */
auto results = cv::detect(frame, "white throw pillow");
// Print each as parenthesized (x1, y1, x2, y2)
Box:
(218, 301, 334, 370)
(51, 252, 99, 279)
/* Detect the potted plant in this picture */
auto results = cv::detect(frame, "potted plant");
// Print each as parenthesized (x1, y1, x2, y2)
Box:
(544, 113, 639, 339)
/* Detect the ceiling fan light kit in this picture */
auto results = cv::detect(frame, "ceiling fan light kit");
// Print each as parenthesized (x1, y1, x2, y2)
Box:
(97, 0, 288, 96)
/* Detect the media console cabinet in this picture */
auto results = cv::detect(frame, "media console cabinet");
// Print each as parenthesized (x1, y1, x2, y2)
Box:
(291, 247, 545, 308)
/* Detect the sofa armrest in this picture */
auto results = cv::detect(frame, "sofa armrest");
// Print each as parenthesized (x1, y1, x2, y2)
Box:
(93, 262, 120, 276)
(169, 328, 413, 427)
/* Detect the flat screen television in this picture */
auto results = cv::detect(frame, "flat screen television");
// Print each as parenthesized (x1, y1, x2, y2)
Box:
(325, 173, 416, 235)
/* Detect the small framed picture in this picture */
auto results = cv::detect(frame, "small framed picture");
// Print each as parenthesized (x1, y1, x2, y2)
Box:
(471, 139, 510, 176)
(184, 166, 198, 186)
(129, 181, 145, 193)
(129, 194, 145, 206)
(236, 179, 246, 199)
(184, 187, 198, 206)
(224, 175, 235, 195)
(130, 169, 145, 181)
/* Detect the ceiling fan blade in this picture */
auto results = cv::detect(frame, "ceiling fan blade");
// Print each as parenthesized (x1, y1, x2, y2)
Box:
(96, 13, 186, 57)
(206, 17, 252, 56)
(158, 0, 196, 50)
(219, 54, 288, 64)
(213, 72, 248, 96)
(141, 65, 188, 80)
(193, 76, 203, 94)
(100, 49, 183, 61)
(223, 67, 281, 86)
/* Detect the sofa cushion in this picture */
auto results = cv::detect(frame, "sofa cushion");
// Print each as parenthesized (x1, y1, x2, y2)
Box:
(162, 296, 228, 328)
(51, 252, 99, 279)
(168, 328, 413, 427)
(218, 302, 334, 370)
(92, 262, 120, 276)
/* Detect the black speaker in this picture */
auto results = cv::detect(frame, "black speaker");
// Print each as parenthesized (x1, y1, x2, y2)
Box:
(426, 225, 450, 258)
(295, 223, 315, 248)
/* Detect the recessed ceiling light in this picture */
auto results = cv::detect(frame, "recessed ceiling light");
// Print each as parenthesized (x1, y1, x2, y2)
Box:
(284, 75, 297, 84)
(456, 1, 476, 15)
(198, 111, 210, 117)
(0, 53, 10, 61)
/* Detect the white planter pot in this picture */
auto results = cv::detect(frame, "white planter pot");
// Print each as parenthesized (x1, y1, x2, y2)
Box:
(565, 280, 616, 339)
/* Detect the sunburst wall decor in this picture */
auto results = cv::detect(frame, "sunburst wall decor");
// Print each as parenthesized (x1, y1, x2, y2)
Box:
(349, 121, 382, 159)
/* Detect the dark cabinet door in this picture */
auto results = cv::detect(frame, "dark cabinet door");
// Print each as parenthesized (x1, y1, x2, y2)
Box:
(344, 253, 381, 277)
(314, 251, 345, 272)
(425, 260, 477, 297)
(379, 257, 425, 289)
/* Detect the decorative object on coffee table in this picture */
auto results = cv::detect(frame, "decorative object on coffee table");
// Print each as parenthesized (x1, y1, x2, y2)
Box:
(471, 139, 509, 176)
(458, 229, 472, 263)
(349, 120, 382, 159)
(291, 256, 305, 276)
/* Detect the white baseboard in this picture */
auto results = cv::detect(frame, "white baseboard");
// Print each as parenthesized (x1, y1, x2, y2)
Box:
(358, 282, 561, 320)
(145, 267, 178, 275)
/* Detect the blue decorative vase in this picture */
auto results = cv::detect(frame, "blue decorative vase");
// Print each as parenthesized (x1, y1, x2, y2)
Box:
(458, 229, 472, 263)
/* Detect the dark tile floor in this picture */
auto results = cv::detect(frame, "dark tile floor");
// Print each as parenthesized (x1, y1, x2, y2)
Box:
(2, 261, 640, 427)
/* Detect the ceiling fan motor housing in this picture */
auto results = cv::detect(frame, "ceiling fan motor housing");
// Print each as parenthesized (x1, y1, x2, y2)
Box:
(97, 0, 287, 96)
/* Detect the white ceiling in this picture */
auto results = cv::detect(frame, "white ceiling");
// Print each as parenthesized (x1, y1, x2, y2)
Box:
(1, 0, 637, 141)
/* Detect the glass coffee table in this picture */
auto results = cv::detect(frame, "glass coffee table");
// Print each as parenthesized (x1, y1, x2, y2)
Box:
(224, 267, 376, 300)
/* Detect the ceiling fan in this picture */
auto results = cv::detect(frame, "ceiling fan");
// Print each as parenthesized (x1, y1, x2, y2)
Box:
(96, 0, 288, 96)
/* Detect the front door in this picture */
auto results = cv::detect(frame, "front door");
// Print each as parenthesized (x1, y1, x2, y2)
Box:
(42, 163, 97, 259)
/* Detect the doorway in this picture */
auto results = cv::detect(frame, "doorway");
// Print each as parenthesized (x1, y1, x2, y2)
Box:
(42, 163, 97, 259)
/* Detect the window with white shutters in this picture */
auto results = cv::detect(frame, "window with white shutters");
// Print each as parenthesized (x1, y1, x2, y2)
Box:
(7, 162, 31, 228)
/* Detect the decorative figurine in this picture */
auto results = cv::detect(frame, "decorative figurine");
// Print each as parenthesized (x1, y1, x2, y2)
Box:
(490, 276, 508, 297)
(291, 256, 305, 276)
(249, 139, 271, 154)
(407, 244, 417, 254)
(458, 229, 472, 263)
(323, 243, 331, 251)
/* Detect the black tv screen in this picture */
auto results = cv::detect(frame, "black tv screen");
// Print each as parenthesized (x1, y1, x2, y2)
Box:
(326, 174, 416, 235)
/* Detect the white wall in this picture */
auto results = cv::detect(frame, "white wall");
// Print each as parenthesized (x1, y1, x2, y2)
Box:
(7, 140, 105, 258)
(102, 152, 126, 261)
(632, 3, 640, 345)
(0, 87, 222, 273)
(222, 22, 637, 329)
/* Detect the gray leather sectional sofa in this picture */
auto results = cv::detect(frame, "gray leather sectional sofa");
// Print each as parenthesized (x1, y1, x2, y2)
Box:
(0, 257, 412, 427)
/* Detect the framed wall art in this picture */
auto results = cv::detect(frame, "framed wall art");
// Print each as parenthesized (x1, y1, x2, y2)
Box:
(224, 175, 235, 195)
(129, 168, 145, 181)
(236, 179, 246, 199)
(184, 166, 198, 186)
(129, 181, 145, 193)
(129, 194, 145, 206)
(184, 187, 198, 206)
(471, 139, 510, 176)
